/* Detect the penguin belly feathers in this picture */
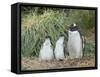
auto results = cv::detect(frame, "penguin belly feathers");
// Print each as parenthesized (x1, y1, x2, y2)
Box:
(67, 30, 83, 59)
(54, 36, 65, 60)
(39, 38, 54, 61)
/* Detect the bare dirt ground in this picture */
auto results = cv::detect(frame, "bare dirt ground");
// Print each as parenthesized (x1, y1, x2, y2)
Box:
(21, 55, 95, 70)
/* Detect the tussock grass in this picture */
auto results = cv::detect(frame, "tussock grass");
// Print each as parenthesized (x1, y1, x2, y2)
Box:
(21, 6, 95, 57)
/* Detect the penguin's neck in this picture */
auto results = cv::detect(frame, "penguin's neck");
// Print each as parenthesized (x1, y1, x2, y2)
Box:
(69, 30, 80, 37)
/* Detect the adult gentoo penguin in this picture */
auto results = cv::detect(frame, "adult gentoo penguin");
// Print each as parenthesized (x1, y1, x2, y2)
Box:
(67, 23, 84, 59)
(39, 36, 54, 61)
(54, 36, 65, 60)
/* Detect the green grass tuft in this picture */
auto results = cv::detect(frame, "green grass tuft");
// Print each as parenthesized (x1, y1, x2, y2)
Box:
(21, 7, 95, 57)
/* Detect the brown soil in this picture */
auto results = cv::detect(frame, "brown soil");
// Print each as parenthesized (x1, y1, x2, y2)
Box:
(21, 55, 95, 70)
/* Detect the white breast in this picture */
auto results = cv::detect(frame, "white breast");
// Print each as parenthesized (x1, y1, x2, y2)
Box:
(39, 38, 54, 61)
(67, 31, 83, 59)
(54, 36, 65, 60)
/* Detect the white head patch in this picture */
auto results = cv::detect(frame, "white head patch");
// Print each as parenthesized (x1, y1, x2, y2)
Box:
(73, 23, 77, 27)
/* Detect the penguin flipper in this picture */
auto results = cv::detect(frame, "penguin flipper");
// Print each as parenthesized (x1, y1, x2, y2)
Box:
(82, 36, 85, 49)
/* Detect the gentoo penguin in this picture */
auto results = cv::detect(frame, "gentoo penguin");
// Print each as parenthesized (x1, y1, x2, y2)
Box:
(67, 23, 84, 59)
(39, 36, 54, 61)
(54, 35, 65, 60)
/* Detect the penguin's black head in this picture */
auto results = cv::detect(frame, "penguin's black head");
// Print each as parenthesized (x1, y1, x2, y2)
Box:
(45, 35, 52, 41)
(69, 23, 79, 31)
(45, 35, 54, 46)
